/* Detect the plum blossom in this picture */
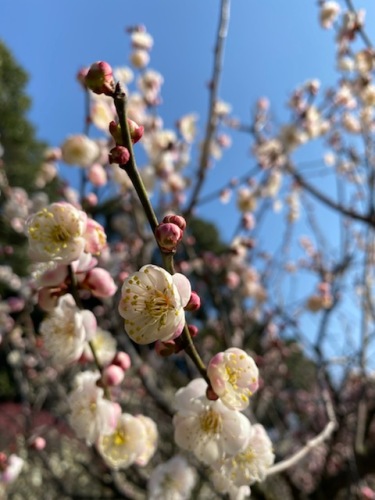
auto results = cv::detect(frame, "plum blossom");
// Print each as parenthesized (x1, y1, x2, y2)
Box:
(320, 2, 341, 29)
(97, 413, 147, 469)
(148, 455, 196, 500)
(210, 470, 251, 500)
(207, 348, 259, 411)
(39, 294, 96, 365)
(134, 414, 158, 466)
(61, 134, 100, 167)
(215, 424, 275, 487)
(27, 202, 87, 264)
(173, 378, 252, 465)
(118, 264, 191, 344)
(0, 454, 24, 484)
(83, 328, 117, 366)
(68, 371, 121, 445)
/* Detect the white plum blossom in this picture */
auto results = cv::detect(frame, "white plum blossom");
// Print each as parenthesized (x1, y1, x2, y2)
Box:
(61, 134, 100, 167)
(118, 264, 191, 344)
(207, 348, 259, 411)
(83, 328, 117, 366)
(319, 1, 341, 29)
(215, 424, 275, 487)
(147, 455, 196, 500)
(39, 294, 96, 366)
(211, 470, 251, 500)
(173, 378, 252, 465)
(97, 413, 147, 469)
(0, 454, 24, 484)
(134, 414, 158, 466)
(68, 371, 121, 445)
(27, 202, 87, 264)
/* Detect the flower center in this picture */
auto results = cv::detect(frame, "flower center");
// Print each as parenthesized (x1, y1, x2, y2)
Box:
(145, 288, 174, 319)
(199, 408, 222, 435)
(113, 429, 127, 446)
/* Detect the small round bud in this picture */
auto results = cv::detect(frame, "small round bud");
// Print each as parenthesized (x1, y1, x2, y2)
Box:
(31, 437, 46, 451)
(102, 364, 125, 386)
(206, 386, 219, 401)
(155, 222, 183, 252)
(187, 324, 199, 337)
(155, 340, 176, 357)
(127, 118, 144, 144)
(108, 145, 130, 165)
(162, 214, 187, 232)
(85, 61, 115, 96)
(185, 291, 201, 312)
(112, 351, 131, 371)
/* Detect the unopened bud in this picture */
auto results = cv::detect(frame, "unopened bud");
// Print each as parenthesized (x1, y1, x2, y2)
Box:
(206, 386, 219, 401)
(185, 291, 201, 312)
(108, 145, 130, 165)
(112, 351, 131, 371)
(188, 324, 199, 337)
(127, 119, 144, 144)
(85, 61, 115, 96)
(155, 340, 176, 357)
(155, 222, 183, 252)
(109, 121, 123, 145)
(77, 67, 89, 88)
(103, 364, 125, 386)
(162, 214, 186, 232)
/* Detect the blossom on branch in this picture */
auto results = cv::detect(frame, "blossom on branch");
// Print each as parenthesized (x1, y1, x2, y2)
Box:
(173, 378, 252, 465)
(207, 347, 259, 411)
(118, 264, 191, 344)
(27, 202, 87, 264)
(147, 455, 196, 500)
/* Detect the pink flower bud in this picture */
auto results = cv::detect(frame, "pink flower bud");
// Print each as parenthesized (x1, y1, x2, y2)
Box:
(127, 119, 144, 144)
(155, 339, 177, 357)
(162, 214, 187, 232)
(77, 67, 89, 88)
(31, 437, 46, 451)
(109, 121, 123, 145)
(155, 222, 183, 252)
(112, 351, 131, 371)
(206, 386, 219, 401)
(188, 324, 199, 337)
(85, 268, 117, 298)
(185, 291, 201, 311)
(103, 364, 125, 386)
(108, 145, 130, 165)
(84, 61, 114, 96)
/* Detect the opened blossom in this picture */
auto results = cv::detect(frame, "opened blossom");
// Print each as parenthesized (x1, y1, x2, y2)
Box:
(39, 294, 96, 366)
(173, 378, 252, 465)
(207, 348, 259, 411)
(68, 371, 121, 445)
(118, 264, 191, 344)
(148, 455, 196, 500)
(97, 413, 147, 469)
(215, 424, 275, 487)
(27, 202, 87, 264)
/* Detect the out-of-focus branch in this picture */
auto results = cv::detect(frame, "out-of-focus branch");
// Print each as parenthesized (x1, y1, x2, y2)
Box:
(344, 0, 373, 48)
(286, 163, 375, 228)
(184, 0, 231, 218)
(267, 387, 337, 476)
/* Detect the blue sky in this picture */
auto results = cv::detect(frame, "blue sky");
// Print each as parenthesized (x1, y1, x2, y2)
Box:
(2, 1, 375, 371)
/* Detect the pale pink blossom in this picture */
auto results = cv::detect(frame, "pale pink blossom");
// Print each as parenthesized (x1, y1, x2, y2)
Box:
(118, 264, 191, 344)
(173, 378, 252, 465)
(88, 163, 107, 186)
(84, 218, 107, 255)
(27, 202, 87, 264)
(97, 413, 147, 469)
(84, 328, 117, 366)
(68, 371, 121, 445)
(207, 348, 259, 411)
(61, 134, 100, 167)
(39, 294, 96, 365)
(135, 415, 158, 466)
(0, 454, 24, 484)
(148, 455, 196, 500)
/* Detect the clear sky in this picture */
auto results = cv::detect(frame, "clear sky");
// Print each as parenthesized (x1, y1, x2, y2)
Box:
(2, 1, 375, 371)
(2, 0, 375, 242)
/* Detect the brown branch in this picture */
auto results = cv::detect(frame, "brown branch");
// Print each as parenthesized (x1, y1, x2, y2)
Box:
(184, 0, 231, 218)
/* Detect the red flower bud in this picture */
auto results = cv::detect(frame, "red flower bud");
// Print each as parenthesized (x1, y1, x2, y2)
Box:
(155, 340, 177, 357)
(188, 324, 199, 337)
(155, 222, 183, 252)
(85, 61, 114, 96)
(127, 119, 144, 144)
(185, 291, 201, 312)
(162, 214, 186, 232)
(108, 146, 130, 165)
